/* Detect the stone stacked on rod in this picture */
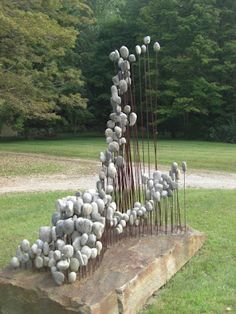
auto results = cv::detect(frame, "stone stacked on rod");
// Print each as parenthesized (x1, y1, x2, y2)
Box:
(10, 36, 187, 285)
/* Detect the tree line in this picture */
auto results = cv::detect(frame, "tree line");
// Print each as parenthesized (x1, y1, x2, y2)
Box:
(0, 0, 235, 142)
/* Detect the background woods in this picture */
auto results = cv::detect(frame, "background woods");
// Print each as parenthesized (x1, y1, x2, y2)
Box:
(0, 0, 235, 142)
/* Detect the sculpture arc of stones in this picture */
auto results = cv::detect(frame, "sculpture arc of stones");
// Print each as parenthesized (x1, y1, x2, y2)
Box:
(10, 36, 188, 286)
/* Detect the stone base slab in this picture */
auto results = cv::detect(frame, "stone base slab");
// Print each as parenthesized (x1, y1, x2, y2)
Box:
(0, 229, 205, 314)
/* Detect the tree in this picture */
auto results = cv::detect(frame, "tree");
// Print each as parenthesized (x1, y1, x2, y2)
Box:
(0, 0, 93, 136)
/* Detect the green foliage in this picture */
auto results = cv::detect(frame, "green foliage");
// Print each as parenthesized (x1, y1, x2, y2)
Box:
(0, 0, 235, 139)
(79, 0, 236, 139)
(209, 118, 236, 143)
(0, 0, 93, 136)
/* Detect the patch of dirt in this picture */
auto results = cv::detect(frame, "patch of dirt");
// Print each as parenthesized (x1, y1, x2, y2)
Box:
(0, 153, 235, 194)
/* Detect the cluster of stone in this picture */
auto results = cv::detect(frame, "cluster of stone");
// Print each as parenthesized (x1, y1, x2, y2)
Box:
(9, 36, 186, 286)
(10, 190, 105, 285)
(142, 161, 187, 201)
(98, 45, 138, 204)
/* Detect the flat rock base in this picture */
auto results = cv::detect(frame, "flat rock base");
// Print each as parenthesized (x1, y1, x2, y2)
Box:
(0, 229, 205, 314)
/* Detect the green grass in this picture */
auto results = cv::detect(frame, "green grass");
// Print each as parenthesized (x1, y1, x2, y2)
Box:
(0, 138, 235, 172)
(142, 189, 236, 314)
(0, 190, 235, 313)
(0, 152, 66, 176)
(0, 191, 69, 268)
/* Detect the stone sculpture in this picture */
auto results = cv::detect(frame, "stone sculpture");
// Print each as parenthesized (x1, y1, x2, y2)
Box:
(10, 36, 187, 285)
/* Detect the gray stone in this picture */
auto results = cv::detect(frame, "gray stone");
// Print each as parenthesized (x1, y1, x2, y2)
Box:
(68, 272, 77, 284)
(80, 233, 88, 246)
(35, 256, 43, 269)
(83, 192, 92, 203)
(81, 246, 91, 259)
(69, 258, 80, 272)
(90, 248, 98, 259)
(39, 226, 52, 243)
(63, 218, 74, 235)
(51, 212, 61, 226)
(43, 242, 49, 256)
(96, 241, 103, 255)
(36, 239, 44, 249)
(82, 203, 92, 216)
(54, 250, 62, 261)
(57, 260, 69, 271)
(74, 198, 83, 215)
(20, 239, 30, 253)
(10, 257, 20, 268)
(62, 245, 74, 258)
(56, 239, 65, 251)
(52, 271, 65, 286)
(87, 234, 96, 248)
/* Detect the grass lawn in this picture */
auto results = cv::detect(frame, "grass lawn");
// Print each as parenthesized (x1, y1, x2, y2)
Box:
(0, 189, 235, 313)
(0, 138, 236, 173)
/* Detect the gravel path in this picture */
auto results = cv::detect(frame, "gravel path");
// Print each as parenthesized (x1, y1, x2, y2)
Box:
(0, 157, 235, 194)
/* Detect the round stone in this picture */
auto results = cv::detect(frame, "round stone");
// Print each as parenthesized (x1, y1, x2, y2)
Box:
(63, 218, 74, 235)
(135, 45, 141, 55)
(87, 234, 96, 247)
(65, 200, 74, 218)
(106, 185, 113, 194)
(70, 258, 80, 272)
(120, 219, 126, 228)
(73, 237, 82, 251)
(51, 266, 57, 273)
(43, 242, 49, 256)
(81, 246, 91, 259)
(36, 239, 44, 249)
(57, 260, 69, 271)
(52, 271, 65, 286)
(120, 46, 129, 59)
(129, 112, 137, 126)
(20, 239, 30, 253)
(96, 241, 103, 255)
(83, 219, 93, 234)
(48, 258, 56, 268)
(35, 256, 43, 269)
(31, 243, 38, 255)
(10, 257, 20, 268)
(68, 272, 77, 284)
(83, 192, 92, 203)
(115, 156, 124, 167)
(54, 250, 62, 261)
(153, 41, 160, 52)
(39, 226, 52, 243)
(62, 245, 74, 258)
(144, 35, 151, 44)
(51, 212, 61, 226)
(82, 203, 93, 216)
(90, 248, 98, 259)
(92, 222, 104, 239)
(74, 198, 83, 215)
(56, 239, 65, 251)
(80, 233, 88, 246)
(108, 141, 119, 153)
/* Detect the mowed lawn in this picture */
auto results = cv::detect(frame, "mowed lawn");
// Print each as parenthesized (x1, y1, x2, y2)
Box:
(0, 137, 235, 172)
(0, 189, 235, 313)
